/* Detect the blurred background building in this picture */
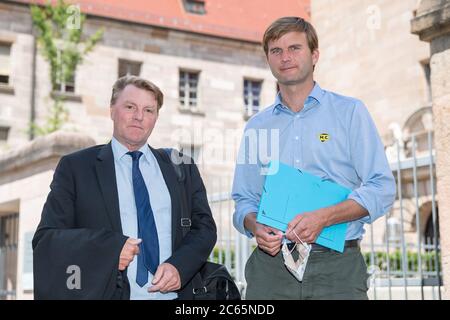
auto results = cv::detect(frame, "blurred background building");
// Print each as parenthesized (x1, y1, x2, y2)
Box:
(0, 0, 310, 299)
(0, 0, 448, 300)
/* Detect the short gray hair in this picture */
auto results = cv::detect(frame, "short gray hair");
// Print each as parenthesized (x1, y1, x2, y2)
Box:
(110, 75, 164, 110)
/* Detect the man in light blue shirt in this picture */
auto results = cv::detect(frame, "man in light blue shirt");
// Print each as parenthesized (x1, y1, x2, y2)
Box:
(232, 17, 396, 300)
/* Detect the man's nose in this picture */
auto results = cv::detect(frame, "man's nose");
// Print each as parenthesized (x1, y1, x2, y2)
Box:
(132, 108, 144, 120)
(281, 50, 292, 62)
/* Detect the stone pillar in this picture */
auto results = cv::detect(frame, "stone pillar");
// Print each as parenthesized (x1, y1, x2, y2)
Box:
(411, 0, 450, 299)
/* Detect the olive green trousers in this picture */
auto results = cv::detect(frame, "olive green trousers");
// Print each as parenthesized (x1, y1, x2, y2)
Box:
(244, 246, 369, 300)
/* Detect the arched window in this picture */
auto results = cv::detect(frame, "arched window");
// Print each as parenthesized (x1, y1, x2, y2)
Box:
(403, 107, 433, 157)
(424, 207, 439, 248)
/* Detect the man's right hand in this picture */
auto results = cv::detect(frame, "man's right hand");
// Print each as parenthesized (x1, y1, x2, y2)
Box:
(244, 213, 283, 256)
(119, 238, 141, 270)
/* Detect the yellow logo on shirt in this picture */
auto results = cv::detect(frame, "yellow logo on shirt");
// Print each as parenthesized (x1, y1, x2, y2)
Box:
(319, 133, 330, 142)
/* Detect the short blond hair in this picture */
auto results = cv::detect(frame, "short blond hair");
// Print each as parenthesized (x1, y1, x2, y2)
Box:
(110, 75, 164, 110)
(262, 16, 319, 55)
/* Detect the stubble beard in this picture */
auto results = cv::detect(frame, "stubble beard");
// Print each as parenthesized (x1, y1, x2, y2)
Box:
(277, 65, 314, 87)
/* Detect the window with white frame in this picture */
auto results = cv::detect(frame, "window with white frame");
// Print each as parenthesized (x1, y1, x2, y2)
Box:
(179, 70, 199, 110)
(243, 78, 262, 118)
(0, 43, 12, 85)
(53, 49, 75, 93)
(118, 59, 142, 78)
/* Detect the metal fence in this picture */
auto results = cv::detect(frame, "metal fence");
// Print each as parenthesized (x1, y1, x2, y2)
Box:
(206, 130, 442, 300)
(363, 131, 441, 300)
(0, 131, 440, 300)
(0, 213, 18, 300)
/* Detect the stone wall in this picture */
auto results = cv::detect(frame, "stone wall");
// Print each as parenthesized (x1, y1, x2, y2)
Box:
(311, 0, 430, 144)
(0, 1, 278, 189)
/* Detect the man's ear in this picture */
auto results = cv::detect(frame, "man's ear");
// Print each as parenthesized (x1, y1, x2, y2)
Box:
(110, 106, 114, 120)
(312, 49, 320, 66)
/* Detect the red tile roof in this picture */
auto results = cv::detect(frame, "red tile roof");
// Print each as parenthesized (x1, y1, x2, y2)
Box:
(13, 0, 310, 42)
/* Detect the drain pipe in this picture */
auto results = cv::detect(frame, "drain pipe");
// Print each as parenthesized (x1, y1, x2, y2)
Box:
(29, 30, 37, 140)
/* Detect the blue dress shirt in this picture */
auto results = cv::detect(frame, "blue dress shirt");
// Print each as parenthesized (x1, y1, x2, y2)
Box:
(232, 83, 396, 240)
(111, 137, 177, 300)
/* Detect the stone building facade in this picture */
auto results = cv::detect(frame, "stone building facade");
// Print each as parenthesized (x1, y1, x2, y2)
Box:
(0, 1, 283, 185)
(1, 0, 446, 299)
(313, 0, 432, 145)
(312, 0, 439, 255)
(0, 0, 309, 299)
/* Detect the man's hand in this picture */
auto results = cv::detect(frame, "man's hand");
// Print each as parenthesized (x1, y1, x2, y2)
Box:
(286, 209, 328, 244)
(255, 224, 283, 256)
(118, 238, 141, 271)
(245, 213, 283, 256)
(148, 263, 181, 293)
(286, 200, 369, 244)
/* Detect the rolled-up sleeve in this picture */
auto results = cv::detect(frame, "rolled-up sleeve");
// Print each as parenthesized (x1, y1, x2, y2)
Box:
(347, 101, 397, 223)
(231, 127, 265, 237)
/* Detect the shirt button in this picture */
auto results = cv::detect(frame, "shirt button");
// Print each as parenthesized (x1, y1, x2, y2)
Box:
(295, 136, 299, 140)
(296, 159, 300, 163)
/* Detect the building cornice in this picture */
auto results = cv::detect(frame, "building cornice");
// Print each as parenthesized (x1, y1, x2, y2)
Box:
(0, 131, 95, 181)
(411, 0, 450, 41)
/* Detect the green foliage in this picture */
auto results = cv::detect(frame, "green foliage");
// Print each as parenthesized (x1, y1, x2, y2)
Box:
(209, 246, 441, 282)
(30, 0, 103, 89)
(29, 97, 68, 135)
(364, 250, 441, 273)
(29, 0, 103, 135)
(211, 247, 236, 270)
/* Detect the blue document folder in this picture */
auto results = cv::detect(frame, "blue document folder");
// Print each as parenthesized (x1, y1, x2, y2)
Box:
(256, 161, 351, 252)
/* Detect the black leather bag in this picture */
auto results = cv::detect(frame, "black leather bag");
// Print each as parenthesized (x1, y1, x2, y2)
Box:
(192, 262, 241, 300)
(157, 148, 241, 300)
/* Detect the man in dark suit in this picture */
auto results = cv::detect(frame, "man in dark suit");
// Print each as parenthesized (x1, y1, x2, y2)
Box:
(32, 75, 217, 299)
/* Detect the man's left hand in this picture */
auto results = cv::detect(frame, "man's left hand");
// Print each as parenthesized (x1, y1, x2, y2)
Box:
(286, 209, 328, 244)
(148, 263, 181, 293)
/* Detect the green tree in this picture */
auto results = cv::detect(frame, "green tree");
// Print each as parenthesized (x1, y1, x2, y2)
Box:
(30, 0, 103, 136)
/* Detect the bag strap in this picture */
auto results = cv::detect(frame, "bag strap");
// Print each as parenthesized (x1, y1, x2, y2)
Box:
(156, 148, 190, 237)
(157, 148, 205, 293)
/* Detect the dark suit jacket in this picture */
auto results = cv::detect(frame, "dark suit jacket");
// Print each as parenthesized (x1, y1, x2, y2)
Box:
(32, 143, 217, 299)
